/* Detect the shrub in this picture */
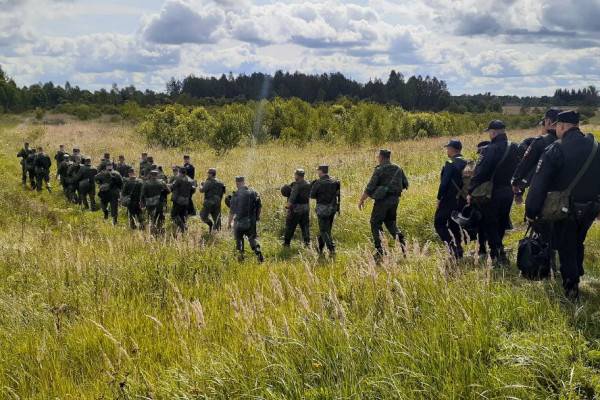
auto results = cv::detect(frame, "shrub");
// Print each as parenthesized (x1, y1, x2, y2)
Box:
(120, 101, 145, 122)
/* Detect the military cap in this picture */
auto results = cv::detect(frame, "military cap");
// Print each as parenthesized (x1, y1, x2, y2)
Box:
(235, 176, 245, 183)
(179, 167, 187, 174)
(72, 147, 80, 152)
(63, 153, 71, 160)
(103, 152, 110, 158)
(543, 108, 561, 123)
(208, 168, 217, 175)
(484, 120, 506, 131)
(141, 152, 148, 156)
(118, 155, 125, 159)
(183, 155, 190, 159)
(149, 170, 159, 176)
(317, 165, 329, 173)
(556, 110, 579, 125)
(379, 149, 392, 158)
(295, 168, 305, 177)
(444, 139, 462, 151)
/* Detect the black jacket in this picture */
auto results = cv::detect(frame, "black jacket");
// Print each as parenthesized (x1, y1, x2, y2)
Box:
(183, 163, 195, 180)
(468, 133, 519, 194)
(512, 130, 557, 189)
(230, 186, 262, 221)
(526, 128, 600, 219)
(437, 155, 467, 201)
(310, 175, 340, 205)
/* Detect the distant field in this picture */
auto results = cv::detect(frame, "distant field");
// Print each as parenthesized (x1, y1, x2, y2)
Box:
(1, 114, 600, 399)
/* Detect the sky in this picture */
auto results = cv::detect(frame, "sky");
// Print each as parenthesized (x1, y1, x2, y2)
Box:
(0, 0, 599, 96)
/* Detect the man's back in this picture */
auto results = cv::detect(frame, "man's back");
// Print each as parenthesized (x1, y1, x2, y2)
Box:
(310, 176, 339, 204)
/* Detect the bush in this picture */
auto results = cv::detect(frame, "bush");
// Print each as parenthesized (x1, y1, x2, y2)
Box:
(34, 107, 44, 121)
(208, 105, 249, 154)
(120, 101, 145, 122)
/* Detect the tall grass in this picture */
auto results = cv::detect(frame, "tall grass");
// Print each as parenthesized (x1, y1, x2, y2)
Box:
(1, 116, 600, 399)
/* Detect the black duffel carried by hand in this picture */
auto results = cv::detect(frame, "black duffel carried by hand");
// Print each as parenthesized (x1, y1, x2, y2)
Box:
(517, 224, 552, 280)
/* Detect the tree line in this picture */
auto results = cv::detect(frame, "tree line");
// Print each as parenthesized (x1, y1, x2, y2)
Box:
(0, 65, 598, 115)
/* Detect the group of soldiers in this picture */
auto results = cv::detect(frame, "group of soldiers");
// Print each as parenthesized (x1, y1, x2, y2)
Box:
(16, 109, 599, 299)
(434, 109, 600, 299)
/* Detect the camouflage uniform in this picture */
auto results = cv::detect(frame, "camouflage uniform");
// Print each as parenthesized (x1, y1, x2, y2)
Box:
(170, 174, 195, 233)
(141, 176, 169, 232)
(229, 185, 263, 261)
(121, 176, 144, 229)
(310, 173, 340, 254)
(73, 163, 98, 210)
(17, 146, 35, 185)
(200, 176, 225, 232)
(95, 170, 123, 224)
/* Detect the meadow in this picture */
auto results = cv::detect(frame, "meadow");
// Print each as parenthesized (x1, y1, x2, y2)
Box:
(1, 113, 600, 399)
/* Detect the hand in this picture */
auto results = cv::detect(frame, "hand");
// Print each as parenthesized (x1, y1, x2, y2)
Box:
(358, 199, 365, 210)
(512, 185, 521, 195)
(466, 195, 472, 206)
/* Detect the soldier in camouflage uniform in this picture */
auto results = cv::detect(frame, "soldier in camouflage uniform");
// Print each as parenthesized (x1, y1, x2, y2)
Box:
(17, 142, 35, 187)
(310, 165, 340, 256)
(227, 176, 264, 262)
(115, 155, 131, 179)
(282, 169, 311, 247)
(359, 149, 408, 257)
(66, 155, 82, 204)
(57, 153, 71, 195)
(73, 157, 98, 211)
(141, 170, 170, 233)
(97, 152, 115, 172)
(169, 167, 195, 233)
(24, 148, 38, 189)
(54, 145, 66, 176)
(141, 156, 154, 180)
(121, 168, 144, 229)
(33, 147, 52, 192)
(199, 168, 225, 233)
(139, 153, 150, 179)
(94, 163, 123, 224)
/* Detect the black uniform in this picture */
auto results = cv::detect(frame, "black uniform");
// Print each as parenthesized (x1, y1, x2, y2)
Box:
(512, 130, 558, 191)
(24, 152, 37, 189)
(97, 158, 115, 172)
(468, 133, 519, 262)
(115, 162, 132, 179)
(199, 177, 225, 232)
(121, 177, 144, 229)
(310, 175, 340, 253)
(435, 155, 467, 257)
(57, 159, 71, 194)
(73, 164, 97, 210)
(54, 150, 66, 174)
(139, 160, 152, 179)
(183, 162, 196, 215)
(283, 179, 311, 246)
(17, 147, 35, 185)
(170, 175, 195, 232)
(230, 186, 262, 259)
(95, 170, 123, 223)
(526, 128, 600, 293)
(141, 178, 169, 232)
(66, 161, 82, 203)
(364, 162, 408, 254)
(33, 152, 52, 191)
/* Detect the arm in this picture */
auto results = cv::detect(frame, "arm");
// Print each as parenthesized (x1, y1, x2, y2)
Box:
(437, 163, 452, 201)
(359, 170, 379, 209)
(468, 147, 497, 193)
(525, 147, 562, 220)
(255, 194, 262, 221)
(287, 183, 298, 208)
(512, 139, 543, 190)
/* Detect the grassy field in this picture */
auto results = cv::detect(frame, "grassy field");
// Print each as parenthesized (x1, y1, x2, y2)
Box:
(2, 115, 600, 399)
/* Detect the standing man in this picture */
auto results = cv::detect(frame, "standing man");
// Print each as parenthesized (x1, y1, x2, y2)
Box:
(526, 111, 600, 300)
(94, 163, 123, 224)
(54, 145, 66, 176)
(57, 153, 71, 196)
(227, 176, 264, 262)
(17, 142, 35, 187)
(33, 146, 52, 192)
(141, 156, 154, 179)
(435, 140, 467, 258)
(97, 152, 114, 172)
(139, 153, 150, 178)
(24, 148, 38, 189)
(115, 155, 131, 179)
(121, 169, 144, 229)
(66, 154, 82, 204)
(359, 150, 408, 257)
(71, 147, 82, 164)
(141, 170, 170, 233)
(310, 165, 340, 256)
(199, 168, 226, 233)
(73, 157, 97, 211)
(467, 120, 519, 266)
(169, 167, 195, 233)
(183, 155, 196, 216)
(282, 169, 311, 247)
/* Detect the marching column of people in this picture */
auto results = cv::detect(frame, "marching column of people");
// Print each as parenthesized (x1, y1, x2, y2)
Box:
(17, 110, 600, 299)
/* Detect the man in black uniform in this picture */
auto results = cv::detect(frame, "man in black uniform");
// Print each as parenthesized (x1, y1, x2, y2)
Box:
(97, 153, 115, 172)
(283, 169, 311, 247)
(24, 148, 38, 189)
(17, 142, 35, 187)
(121, 168, 144, 229)
(467, 120, 520, 266)
(115, 155, 131, 179)
(310, 165, 340, 256)
(141, 170, 170, 233)
(54, 145, 66, 176)
(66, 155, 82, 204)
(359, 150, 408, 257)
(182, 155, 196, 216)
(435, 140, 467, 258)
(141, 156, 154, 179)
(94, 163, 123, 224)
(227, 176, 264, 262)
(73, 157, 97, 210)
(57, 153, 71, 196)
(33, 146, 52, 192)
(139, 153, 150, 178)
(526, 111, 600, 299)
(169, 167, 195, 233)
(199, 168, 225, 233)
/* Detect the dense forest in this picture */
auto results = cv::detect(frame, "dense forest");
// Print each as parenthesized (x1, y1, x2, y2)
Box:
(0, 65, 598, 114)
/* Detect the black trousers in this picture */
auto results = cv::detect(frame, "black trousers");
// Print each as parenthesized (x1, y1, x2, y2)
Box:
(35, 170, 50, 191)
(80, 187, 96, 210)
(171, 203, 189, 232)
(317, 214, 335, 252)
(234, 223, 260, 253)
(127, 204, 143, 229)
(284, 210, 310, 245)
(434, 198, 464, 256)
(370, 198, 404, 252)
(147, 205, 165, 232)
(480, 188, 513, 259)
(21, 165, 28, 185)
(200, 203, 222, 231)
(187, 198, 196, 216)
(27, 168, 36, 188)
(99, 191, 119, 223)
(554, 216, 594, 290)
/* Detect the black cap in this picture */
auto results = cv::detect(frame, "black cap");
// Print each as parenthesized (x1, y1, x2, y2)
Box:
(208, 168, 217, 175)
(485, 120, 506, 131)
(103, 153, 110, 158)
(444, 139, 462, 151)
(379, 149, 391, 158)
(118, 155, 125, 159)
(178, 167, 187, 174)
(317, 165, 329, 173)
(295, 168, 305, 177)
(544, 108, 561, 122)
(556, 110, 580, 125)
(183, 155, 190, 159)
(235, 176, 245, 183)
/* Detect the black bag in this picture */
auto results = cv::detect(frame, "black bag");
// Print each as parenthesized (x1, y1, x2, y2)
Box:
(145, 195, 161, 207)
(517, 225, 551, 280)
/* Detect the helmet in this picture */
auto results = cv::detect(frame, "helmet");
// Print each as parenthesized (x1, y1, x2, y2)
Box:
(451, 205, 482, 229)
